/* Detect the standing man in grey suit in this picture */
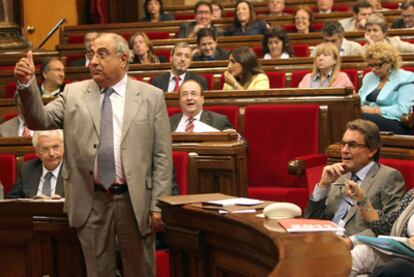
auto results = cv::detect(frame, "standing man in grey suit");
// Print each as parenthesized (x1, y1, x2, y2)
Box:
(151, 42, 208, 92)
(305, 119, 406, 244)
(14, 32, 172, 276)
(7, 129, 64, 198)
(170, 79, 234, 132)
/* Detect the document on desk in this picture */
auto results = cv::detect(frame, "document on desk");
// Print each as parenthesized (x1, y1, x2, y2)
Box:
(278, 218, 345, 233)
(193, 121, 220, 132)
(355, 235, 414, 260)
(202, 197, 263, 207)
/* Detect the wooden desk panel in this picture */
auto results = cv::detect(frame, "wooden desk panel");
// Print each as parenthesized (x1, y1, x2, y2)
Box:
(159, 200, 351, 276)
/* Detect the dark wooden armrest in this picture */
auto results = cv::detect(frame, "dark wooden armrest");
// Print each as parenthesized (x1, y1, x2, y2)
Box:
(288, 159, 306, 176)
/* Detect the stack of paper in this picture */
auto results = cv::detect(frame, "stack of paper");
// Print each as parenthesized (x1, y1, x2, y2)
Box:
(278, 218, 345, 233)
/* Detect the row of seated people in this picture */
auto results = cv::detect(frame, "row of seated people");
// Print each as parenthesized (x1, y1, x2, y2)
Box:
(65, 0, 411, 46)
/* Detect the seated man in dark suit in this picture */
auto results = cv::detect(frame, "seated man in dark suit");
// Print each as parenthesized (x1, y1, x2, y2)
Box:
(305, 119, 405, 246)
(69, 31, 98, 67)
(7, 129, 64, 198)
(192, 27, 229, 61)
(392, 0, 414, 29)
(151, 42, 208, 92)
(0, 94, 32, 137)
(170, 79, 234, 132)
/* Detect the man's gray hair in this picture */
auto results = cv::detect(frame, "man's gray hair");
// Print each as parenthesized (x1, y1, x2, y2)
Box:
(96, 32, 130, 70)
(171, 42, 192, 56)
(32, 129, 64, 148)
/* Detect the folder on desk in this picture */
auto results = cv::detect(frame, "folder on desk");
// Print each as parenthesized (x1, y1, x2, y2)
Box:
(355, 236, 414, 260)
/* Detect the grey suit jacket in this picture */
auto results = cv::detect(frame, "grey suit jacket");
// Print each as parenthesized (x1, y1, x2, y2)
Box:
(18, 77, 172, 235)
(169, 110, 233, 131)
(305, 163, 406, 236)
(7, 158, 64, 198)
(151, 71, 208, 92)
(0, 116, 20, 137)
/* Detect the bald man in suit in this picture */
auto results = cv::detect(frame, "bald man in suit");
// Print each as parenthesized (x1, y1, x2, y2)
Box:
(14, 33, 172, 277)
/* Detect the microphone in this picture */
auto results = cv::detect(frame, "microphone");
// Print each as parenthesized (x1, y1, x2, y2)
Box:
(36, 18, 66, 49)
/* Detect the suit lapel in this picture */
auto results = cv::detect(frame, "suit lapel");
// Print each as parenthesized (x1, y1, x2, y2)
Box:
(84, 81, 101, 136)
(27, 160, 43, 198)
(200, 110, 211, 126)
(55, 166, 64, 196)
(121, 78, 143, 142)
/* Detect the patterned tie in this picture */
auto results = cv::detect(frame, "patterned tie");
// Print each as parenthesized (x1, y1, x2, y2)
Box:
(97, 88, 116, 189)
(173, 76, 181, 92)
(22, 125, 30, 137)
(185, 116, 195, 132)
(332, 174, 360, 224)
(42, 171, 53, 196)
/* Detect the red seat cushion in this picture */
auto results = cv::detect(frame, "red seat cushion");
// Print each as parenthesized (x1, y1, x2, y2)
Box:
(341, 69, 358, 90)
(292, 44, 310, 57)
(291, 70, 311, 88)
(380, 158, 414, 190)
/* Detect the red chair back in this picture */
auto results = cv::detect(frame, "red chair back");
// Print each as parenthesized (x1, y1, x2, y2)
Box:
(156, 250, 170, 277)
(154, 49, 171, 61)
(0, 154, 16, 194)
(173, 151, 188, 195)
(174, 13, 194, 20)
(265, 71, 286, 88)
(341, 69, 359, 89)
(200, 73, 215, 90)
(252, 46, 262, 58)
(204, 106, 239, 129)
(290, 70, 311, 88)
(292, 44, 310, 57)
(67, 35, 84, 44)
(23, 153, 38, 161)
(3, 112, 18, 122)
(167, 107, 181, 117)
(380, 158, 414, 190)
(244, 104, 319, 188)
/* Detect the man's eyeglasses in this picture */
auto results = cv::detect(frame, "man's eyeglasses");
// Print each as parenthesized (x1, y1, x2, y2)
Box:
(37, 144, 62, 154)
(367, 60, 388, 69)
(339, 141, 367, 149)
(295, 16, 309, 21)
(85, 49, 112, 61)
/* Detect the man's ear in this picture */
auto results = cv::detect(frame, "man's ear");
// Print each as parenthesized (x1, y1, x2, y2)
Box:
(367, 147, 378, 159)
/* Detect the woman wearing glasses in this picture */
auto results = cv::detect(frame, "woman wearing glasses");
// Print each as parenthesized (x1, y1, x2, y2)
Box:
(292, 6, 314, 34)
(358, 42, 414, 135)
(364, 13, 414, 53)
(346, 179, 414, 276)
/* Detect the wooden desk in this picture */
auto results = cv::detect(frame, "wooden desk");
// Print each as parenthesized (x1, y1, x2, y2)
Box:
(159, 200, 351, 276)
(0, 201, 85, 277)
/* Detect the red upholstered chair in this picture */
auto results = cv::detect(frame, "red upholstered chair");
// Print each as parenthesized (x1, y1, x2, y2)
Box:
(173, 151, 188, 195)
(0, 154, 16, 194)
(156, 249, 170, 277)
(292, 44, 310, 57)
(174, 13, 194, 20)
(153, 49, 171, 61)
(252, 46, 262, 58)
(244, 104, 321, 210)
(23, 153, 38, 161)
(200, 73, 215, 90)
(290, 70, 311, 88)
(146, 31, 171, 40)
(380, 158, 414, 190)
(382, 3, 399, 9)
(342, 69, 359, 90)
(311, 5, 349, 12)
(167, 107, 181, 117)
(204, 106, 239, 128)
(67, 35, 84, 44)
(266, 71, 286, 88)
(5, 82, 17, 98)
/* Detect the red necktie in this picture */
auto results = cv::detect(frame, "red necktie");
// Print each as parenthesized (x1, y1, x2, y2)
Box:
(22, 125, 31, 137)
(185, 117, 194, 132)
(173, 76, 181, 92)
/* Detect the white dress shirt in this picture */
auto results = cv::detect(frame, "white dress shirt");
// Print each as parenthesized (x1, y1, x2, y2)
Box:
(175, 110, 203, 132)
(94, 74, 127, 185)
(36, 162, 63, 196)
(167, 72, 187, 92)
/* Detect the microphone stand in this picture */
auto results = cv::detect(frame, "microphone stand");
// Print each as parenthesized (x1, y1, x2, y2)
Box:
(36, 18, 66, 49)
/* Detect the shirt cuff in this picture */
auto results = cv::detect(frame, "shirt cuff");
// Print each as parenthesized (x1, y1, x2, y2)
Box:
(16, 76, 35, 90)
(310, 183, 329, 201)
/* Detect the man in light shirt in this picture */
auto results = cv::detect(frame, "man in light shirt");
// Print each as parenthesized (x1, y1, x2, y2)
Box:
(392, 0, 414, 29)
(305, 119, 405, 245)
(0, 94, 32, 137)
(170, 79, 234, 132)
(321, 22, 364, 56)
(268, 0, 289, 16)
(7, 129, 64, 198)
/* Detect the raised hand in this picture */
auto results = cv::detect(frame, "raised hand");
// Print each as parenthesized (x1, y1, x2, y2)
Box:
(318, 162, 347, 188)
(345, 179, 364, 201)
(14, 50, 35, 84)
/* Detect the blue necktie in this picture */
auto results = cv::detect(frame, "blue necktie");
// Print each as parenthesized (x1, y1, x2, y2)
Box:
(97, 88, 116, 189)
(332, 174, 359, 224)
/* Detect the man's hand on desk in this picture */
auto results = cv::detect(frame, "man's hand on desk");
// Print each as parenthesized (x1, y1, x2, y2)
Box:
(149, 211, 165, 233)
(32, 194, 62, 200)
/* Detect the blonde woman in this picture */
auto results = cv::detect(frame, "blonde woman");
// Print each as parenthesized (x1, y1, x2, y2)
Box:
(129, 32, 162, 64)
(299, 43, 354, 88)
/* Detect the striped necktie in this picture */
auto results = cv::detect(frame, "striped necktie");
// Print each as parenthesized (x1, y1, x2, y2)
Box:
(185, 116, 195, 132)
